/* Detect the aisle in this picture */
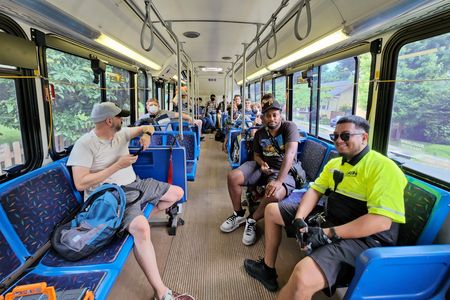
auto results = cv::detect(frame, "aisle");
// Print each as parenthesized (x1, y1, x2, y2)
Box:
(110, 135, 340, 300)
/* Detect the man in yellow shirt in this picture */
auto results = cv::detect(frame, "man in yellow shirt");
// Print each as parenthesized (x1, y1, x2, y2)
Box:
(244, 115, 407, 299)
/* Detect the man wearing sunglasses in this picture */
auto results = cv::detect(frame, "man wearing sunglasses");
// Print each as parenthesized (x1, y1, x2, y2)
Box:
(244, 115, 407, 299)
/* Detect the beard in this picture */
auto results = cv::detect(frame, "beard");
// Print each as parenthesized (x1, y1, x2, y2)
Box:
(267, 123, 278, 129)
(114, 122, 122, 132)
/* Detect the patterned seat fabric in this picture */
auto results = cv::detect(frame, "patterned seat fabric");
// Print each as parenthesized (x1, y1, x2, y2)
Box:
(299, 140, 328, 182)
(41, 233, 128, 267)
(14, 272, 106, 294)
(178, 135, 196, 161)
(0, 167, 80, 254)
(397, 182, 436, 246)
(150, 134, 163, 146)
(325, 150, 340, 163)
(0, 231, 22, 284)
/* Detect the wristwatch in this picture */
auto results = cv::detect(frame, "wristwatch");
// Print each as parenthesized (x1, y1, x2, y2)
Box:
(328, 227, 341, 242)
(142, 125, 154, 136)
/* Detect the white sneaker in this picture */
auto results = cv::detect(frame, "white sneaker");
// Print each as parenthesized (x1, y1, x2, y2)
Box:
(242, 218, 257, 245)
(220, 212, 246, 232)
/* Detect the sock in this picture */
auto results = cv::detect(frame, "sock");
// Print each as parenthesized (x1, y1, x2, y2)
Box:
(263, 259, 276, 273)
(247, 217, 256, 223)
(235, 209, 245, 217)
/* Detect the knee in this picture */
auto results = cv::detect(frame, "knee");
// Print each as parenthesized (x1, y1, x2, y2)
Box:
(291, 262, 317, 291)
(265, 203, 279, 220)
(227, 170, 243, 185)
(129, 217, 151, 241)
(170, 185, 184, 201)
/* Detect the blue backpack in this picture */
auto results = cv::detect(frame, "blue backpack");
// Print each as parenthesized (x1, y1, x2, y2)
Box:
(51, 183, 142, 261)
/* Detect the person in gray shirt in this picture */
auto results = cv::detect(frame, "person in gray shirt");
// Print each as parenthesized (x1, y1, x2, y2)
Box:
(67, 102, 193, 300)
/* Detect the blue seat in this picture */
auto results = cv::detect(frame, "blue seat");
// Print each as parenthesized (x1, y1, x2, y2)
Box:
(0, 159, 155, 300)
(344, 177, 450, 299)
(166, 132, 198, 181)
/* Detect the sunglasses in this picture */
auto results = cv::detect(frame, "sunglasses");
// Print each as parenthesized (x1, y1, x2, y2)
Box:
(329, 132, 364, 142)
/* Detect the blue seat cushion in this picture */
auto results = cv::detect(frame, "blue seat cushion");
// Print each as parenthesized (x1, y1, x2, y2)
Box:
(0, 231, 22, 284)
(41, 234, 128, 267)
(0, 167, 80, 254)
(299, 140, 328, 182)
(13, 271, 106, 294)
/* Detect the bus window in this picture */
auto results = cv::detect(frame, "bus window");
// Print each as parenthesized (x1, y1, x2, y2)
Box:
(255, 81, 261, 103)
(106, 65, 130, 126)
(249, 83, 255, 102)
(274, 76, 287, 119)
(263, 79, 272, 94)
(46, 49, 100, 152)
(356, 52, 371, 118)
(137, 69, 148, 117)
(319, 57, 356, 140)
(388, 32, 450, 183)
(292, 71, 310, 132)
(0, 78, 23, 175)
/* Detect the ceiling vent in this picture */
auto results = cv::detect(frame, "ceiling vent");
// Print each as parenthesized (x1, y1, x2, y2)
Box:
(183, 31, 200, 38)
(222, 56, 232, 60)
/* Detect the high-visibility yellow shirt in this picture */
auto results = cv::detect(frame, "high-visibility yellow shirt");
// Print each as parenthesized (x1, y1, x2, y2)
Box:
(311, 148, 406, 223)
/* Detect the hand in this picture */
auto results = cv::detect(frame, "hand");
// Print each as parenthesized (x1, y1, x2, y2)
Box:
(139, 134, 150, 149)
(116, 155, 138, 169)
(292, 218, 308, 249)
(260, 162, 272, 175)
(264, 180, 283, 198)
(305, 227, 332, 253)
(142, 125, 155, 135)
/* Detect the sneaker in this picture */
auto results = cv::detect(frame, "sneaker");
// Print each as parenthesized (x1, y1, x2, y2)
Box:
(220, 211, 246, 233)
(242, 218, 257, 246)
(244, 258, 279, 292)
(157, 289, 195, 300)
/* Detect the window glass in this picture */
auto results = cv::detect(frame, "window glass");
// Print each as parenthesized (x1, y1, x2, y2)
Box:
(388, 32, 450, 183)
(106, 65, 130, 126)
(0, 78, 23, 175)
(274, 76, 287, 119)
(137, 69, 147, 117)
(249, 83, 255, 102)
(263, 79, 272, 94)
(255, 81, 261, 102)
(46, 48, 101, 152)
(292, 71, 310, 131)
(356, 53, 371, 118)
(318, 57, 356, 140)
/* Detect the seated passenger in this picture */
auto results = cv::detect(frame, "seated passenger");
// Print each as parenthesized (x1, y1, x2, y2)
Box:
(244, 99, 256, 118)
(243, 115, 406, 298)
(220, 94, 299, 246)
(68, 102, 193, 300)
(170, 90, 204, 134)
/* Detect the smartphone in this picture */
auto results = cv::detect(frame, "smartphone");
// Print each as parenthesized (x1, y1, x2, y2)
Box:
(133, 146, 144, 156)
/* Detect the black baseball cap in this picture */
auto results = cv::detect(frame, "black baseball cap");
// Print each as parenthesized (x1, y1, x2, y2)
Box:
(262, 99, 282, 114)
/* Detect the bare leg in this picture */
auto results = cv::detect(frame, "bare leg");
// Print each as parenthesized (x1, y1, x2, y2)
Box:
(227, 169, 245, 211)
(277, 257, 327, 300)
(156, 185, 184, 211)
(252, 186, 286, 221)
(263, 203, 285, 268)
(129, 216, 169, 300)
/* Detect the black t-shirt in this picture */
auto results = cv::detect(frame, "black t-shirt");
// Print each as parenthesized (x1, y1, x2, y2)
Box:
(253, 121, 299, 170)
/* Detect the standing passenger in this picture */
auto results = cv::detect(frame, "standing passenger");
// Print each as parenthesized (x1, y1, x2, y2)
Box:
(220, 94, 299, 246)
(68, 102, 194, 300)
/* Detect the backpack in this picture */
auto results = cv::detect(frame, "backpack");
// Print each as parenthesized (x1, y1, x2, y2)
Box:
(51, 183, 142, 261)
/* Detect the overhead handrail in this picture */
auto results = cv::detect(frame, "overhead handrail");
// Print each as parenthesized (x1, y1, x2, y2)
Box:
(294, 0, 312, 41)
(140, 0, 155, 51)
(266, 18, 278, 59)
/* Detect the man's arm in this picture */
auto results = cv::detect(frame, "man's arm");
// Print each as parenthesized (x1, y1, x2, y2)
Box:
(295, 188, 323, 219)
(71, 155, 137, 192)
(323, 214, 392, 239)
(265, 141, 298, 197)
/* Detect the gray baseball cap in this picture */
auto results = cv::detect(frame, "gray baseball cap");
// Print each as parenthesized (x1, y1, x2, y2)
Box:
(90, 102, 130, 123)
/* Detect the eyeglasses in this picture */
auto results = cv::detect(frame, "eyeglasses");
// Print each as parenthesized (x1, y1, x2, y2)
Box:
(329, 132, 364, 142)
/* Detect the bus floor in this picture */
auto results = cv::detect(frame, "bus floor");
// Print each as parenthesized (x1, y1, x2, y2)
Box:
(109, 134, 344, 300)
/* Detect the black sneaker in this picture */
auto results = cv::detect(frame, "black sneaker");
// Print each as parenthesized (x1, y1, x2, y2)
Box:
(244, 258, 278, 292)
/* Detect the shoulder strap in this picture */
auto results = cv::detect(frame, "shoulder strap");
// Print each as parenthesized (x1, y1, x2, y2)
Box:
(266, 127, 284, 159)
(121, 186, 144, 207)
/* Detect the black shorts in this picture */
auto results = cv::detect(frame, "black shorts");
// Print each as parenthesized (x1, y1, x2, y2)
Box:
(278, 191, 381, 295)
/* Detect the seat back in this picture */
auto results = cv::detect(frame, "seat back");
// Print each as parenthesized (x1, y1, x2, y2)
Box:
(398, 176, 450, 246)
(298, 137, 329, 182)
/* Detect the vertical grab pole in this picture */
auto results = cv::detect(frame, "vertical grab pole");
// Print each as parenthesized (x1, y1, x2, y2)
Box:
(241, 43, 248, 131)
(230, 63, 235, 121)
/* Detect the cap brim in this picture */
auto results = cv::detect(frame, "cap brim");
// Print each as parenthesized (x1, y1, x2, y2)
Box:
(116, 110, 130, 118)
(262, 107, 282, 114)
